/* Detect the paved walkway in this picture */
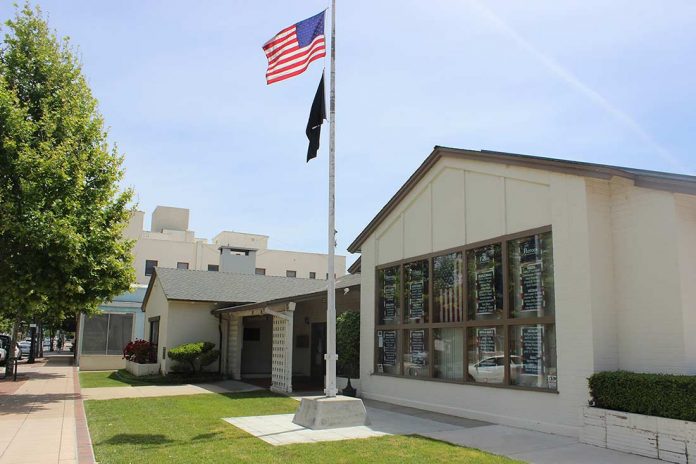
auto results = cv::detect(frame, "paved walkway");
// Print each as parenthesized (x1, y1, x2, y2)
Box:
(228, 398, 659, 463)
(81, 379, 261, 400)
(0, 355, 93, 464)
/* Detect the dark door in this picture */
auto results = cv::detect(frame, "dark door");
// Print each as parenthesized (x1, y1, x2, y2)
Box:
(310, 322, 327, 381)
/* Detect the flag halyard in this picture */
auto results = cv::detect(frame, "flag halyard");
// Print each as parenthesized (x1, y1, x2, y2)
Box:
(263, 11, 326, 85)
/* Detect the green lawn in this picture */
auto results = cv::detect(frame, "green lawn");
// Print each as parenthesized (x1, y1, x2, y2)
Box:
(79, 369, 221, 388)
(85, 391, 522, 464)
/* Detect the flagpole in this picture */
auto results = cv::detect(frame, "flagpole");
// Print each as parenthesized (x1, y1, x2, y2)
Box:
(325, 0, 338, 398)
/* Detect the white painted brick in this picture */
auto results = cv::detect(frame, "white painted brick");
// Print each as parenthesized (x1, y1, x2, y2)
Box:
(581, 424, 606, 447)
(606, 410, 658, 432)
(659, 434, 687, 454)
(658, 450, 687, 464)
(607, 425, 658, 458)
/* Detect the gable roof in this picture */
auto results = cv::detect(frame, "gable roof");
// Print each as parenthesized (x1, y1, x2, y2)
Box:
(347, 146, 696, 253)
(142, 267, 329, 308)
(213, 272, 361, 315)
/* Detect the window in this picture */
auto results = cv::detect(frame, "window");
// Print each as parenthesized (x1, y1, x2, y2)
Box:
(374, 227, 557, 391)
(309, 272, 316, 279)
(145, 260, 158, 276)
(255, 268, 266, 276)
(82, 313, 134, 355)
(243, 328, 261, 341)
(286, 270, 297, 278)
(207, 264, 219, 272)
(177, 262, 189, 270)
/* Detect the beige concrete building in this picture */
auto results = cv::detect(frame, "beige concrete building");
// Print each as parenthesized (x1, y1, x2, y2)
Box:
(348, 146, 696, 438)
(125, 206, 346, 285)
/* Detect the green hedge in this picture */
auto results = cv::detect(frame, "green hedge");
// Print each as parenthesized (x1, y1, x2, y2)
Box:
(588, 371, 696, 422)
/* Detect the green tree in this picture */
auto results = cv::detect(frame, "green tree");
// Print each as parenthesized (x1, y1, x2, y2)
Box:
(0, 4, 135, 374)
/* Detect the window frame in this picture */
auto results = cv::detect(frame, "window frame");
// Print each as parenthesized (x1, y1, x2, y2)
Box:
(373, 225, 557, 393)
(286, 270, 297, 278)
(145, 260, 158, 276)
(177, 262, 189, 270)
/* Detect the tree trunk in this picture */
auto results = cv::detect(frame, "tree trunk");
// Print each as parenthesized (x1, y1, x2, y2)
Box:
(5, 314, 20, 378)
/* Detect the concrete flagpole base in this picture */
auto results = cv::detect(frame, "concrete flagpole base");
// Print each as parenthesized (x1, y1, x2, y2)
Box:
(292, 396, 370, 430)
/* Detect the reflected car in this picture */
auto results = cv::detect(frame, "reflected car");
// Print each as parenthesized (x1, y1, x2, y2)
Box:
(18, 340, 32, 356)
(468, 355, 522, 383)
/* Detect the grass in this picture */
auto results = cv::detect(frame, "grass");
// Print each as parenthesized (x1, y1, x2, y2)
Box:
(85, 391, 522, 464)
(79, 369, 222, 389)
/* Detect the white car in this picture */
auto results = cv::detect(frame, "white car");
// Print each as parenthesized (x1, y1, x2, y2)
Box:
(18, 340, 32, 356)
(468, 355, 522, 383)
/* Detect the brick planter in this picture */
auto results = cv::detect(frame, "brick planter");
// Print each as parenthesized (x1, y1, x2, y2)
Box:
(581, 406, 696, 463)
(125, 360, 160, 377)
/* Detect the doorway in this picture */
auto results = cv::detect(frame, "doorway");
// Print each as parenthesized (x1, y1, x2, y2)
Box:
(310, 322, 327, 383)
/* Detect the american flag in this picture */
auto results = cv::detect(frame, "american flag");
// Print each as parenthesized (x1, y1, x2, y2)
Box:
(263, 11, 326, 85)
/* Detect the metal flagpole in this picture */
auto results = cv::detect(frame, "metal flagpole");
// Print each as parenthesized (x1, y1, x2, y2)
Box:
(325, 0, 338, 398)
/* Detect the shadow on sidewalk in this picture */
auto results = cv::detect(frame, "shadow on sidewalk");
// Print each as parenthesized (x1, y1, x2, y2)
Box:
(0, 392, 80, 415)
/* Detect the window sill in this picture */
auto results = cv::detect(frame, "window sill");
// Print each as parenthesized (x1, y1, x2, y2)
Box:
(369, 372, 559, 394)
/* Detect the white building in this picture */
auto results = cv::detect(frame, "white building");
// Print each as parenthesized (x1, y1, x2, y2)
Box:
(125, 206, 346, 285)
(348, 146, 696, 438)
(77, 205, 346, 370)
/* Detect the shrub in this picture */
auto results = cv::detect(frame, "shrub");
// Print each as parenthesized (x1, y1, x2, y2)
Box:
(588, 371, 696, 422)
(123, 339, 154, 364)
(167, 341, 219, 374)
(336, 311, 360, 379)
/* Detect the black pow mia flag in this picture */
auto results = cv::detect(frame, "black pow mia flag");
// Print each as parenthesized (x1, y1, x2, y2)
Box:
(306, 72, 326, 162)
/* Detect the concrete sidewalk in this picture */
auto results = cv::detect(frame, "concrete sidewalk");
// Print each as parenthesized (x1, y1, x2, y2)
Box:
(0, 355, 93, 464)
(81, 379, 261, 401)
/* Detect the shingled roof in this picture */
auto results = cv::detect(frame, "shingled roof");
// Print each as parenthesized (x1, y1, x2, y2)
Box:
(143, 267, 330, 307)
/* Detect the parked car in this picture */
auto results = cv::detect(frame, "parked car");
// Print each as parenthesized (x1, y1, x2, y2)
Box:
(0, 335, 22, 361)
(18, 340, 32, 356)
(468, 355, 522, 383)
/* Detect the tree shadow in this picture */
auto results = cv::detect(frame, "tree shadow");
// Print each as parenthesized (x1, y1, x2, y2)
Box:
(0, 392, 80, 415)
(102, 434, 175, 445)
(192, 432, 222, 441)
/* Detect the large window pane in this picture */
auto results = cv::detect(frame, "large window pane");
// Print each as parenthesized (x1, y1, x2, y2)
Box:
(467, 326, 505, 384)
(404, 329, 429, 377)
(378, 267, 400, 324)
(509, 232, 555, 318)
(509, 324, 557, 390)
(107, 314, 133, 355)
(376, 330, 400, 375)
(467, 244, 503, 320)
(434, 328, 463, 381)
(82, 314, 108, 355)
(433, 253, 464, 323)
(405, 260, 429, 323)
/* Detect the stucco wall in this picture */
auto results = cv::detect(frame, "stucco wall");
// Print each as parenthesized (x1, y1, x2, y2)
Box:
(676, 194, 696, 370)
(165, 301, 220, 374)
(358, 156, 696, 437)
(143, 278, 169, 370)
(256, 249, 346, 280)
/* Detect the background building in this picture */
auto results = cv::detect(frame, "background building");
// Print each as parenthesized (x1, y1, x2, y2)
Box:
(76, 205, 346, 370)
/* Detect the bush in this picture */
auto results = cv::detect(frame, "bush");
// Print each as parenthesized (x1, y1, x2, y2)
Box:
(588, 371, 696, 421)
(168, 341, 219, 374)
(123, 339, 154, 364)
(336, 311, 360, 379)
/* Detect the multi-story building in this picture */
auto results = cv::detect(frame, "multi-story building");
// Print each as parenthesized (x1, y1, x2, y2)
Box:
(76, 205, 346, 370)
(125, 205, 346, 285)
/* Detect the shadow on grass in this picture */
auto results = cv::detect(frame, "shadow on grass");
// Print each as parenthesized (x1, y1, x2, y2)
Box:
(103, 434, 175, 445)
(192, 432, 222, 441)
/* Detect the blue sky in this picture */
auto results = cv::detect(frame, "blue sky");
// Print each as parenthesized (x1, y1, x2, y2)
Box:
(1, 1, 695, 263)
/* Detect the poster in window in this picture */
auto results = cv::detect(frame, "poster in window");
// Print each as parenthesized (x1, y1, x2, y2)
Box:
(410, 329, 426, 366)
(521, 326, 543, 375)
(384, 271, 397, 320)
(383, 330, 397, 366)
(409, 268, 424, 319)
(476, 328, 497, 367)
(519, 236, 540, 263)
(520, 262, 543, 312)
(475, 269, 496, 314)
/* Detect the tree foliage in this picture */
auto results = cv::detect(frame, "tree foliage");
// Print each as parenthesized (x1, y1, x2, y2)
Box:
(0, 4, 134, 328)
(336, 311, 360, 379)
(168, 342, 220, 374)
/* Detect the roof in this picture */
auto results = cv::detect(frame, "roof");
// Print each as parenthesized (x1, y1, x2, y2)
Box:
(348, 257, 361, 274)
(213, 272, 361, 315)
(143, 267, 330, 308)
(348, 146, 696, 253)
